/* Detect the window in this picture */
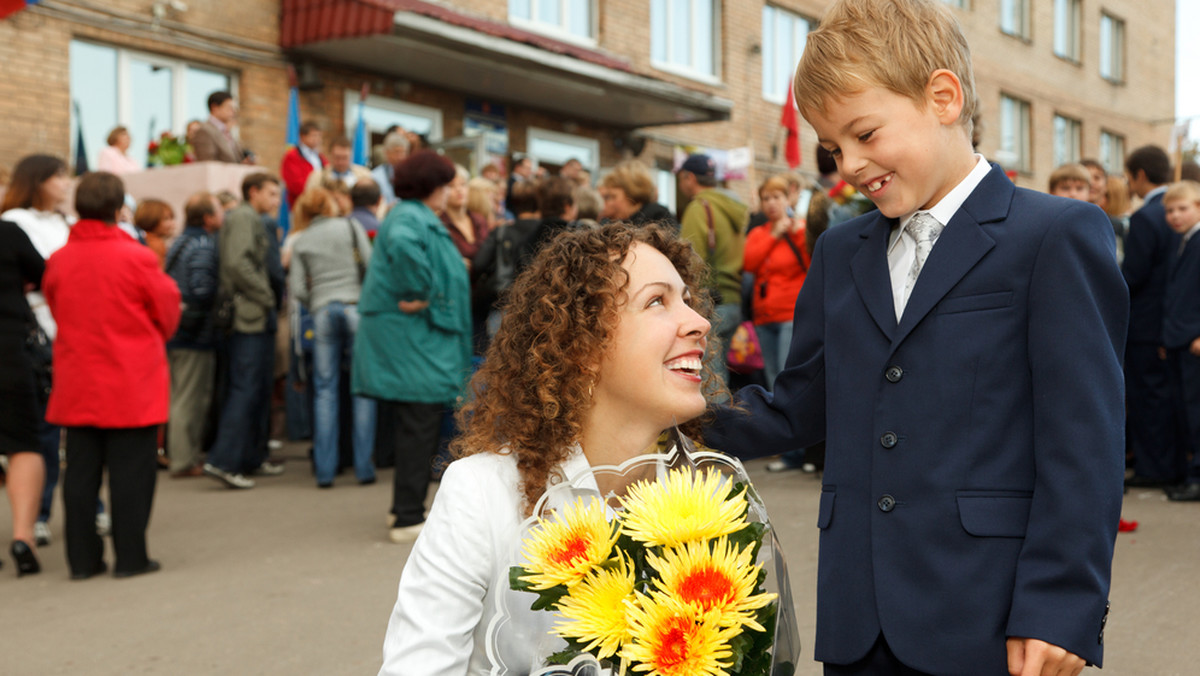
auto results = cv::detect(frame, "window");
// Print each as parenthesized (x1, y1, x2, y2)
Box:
(526, 127, 600, 171)
(343, 91, 443, 146)
(761, 6, 811, 103)
(1053, 0, 1081, 62)
(1099, 131, 1126, 176)
(651, 0, 718, 80)
(999, 0, 1029, 39)
(654, 167, 677, 215)
(997, 94, 1031, 173)
(1053, 114, 1082, 167)
(1099, 13, 1125, 82)
(941, 0, 969, 8)
(509, 0, 593, 42)
(69, 40, 233, 169)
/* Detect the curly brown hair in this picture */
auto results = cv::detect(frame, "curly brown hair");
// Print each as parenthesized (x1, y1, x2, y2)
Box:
(451, 221, 724, 515)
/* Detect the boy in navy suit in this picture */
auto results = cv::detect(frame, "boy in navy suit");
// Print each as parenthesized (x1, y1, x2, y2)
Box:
(705, 0, 1127, 674)
(1161, 181, 1200, 501)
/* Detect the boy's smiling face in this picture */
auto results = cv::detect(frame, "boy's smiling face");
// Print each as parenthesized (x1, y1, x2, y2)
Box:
(807, 73, 975, 220)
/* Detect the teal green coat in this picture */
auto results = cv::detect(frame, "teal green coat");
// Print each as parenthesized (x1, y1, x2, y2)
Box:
(352, 200, 472, 404)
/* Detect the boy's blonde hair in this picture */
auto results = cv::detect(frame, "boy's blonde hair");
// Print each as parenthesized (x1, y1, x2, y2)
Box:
(794, 0, 977, 135)
(1048, 163, 1091, 193)
(1164, 180, 1200, 206)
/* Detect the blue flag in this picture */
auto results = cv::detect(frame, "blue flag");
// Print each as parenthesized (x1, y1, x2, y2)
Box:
(352, 93, 368, 167)
(72, 100, 88, 175)
(279, 85, 301, 235)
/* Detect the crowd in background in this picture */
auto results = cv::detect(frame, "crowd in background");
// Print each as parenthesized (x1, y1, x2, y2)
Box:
(3, 85, 1200, 575)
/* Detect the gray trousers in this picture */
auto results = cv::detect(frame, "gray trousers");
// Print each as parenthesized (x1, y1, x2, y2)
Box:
(167, 348, 215, 472)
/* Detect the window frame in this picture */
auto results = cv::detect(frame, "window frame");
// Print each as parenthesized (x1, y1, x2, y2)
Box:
(508, 0, 597, 46)
(999, 0, 1030, 40)
(1052, 114, 1083, 167)
(941, 0, 970, 9)
(650, 0, 722, 84)
(525, 126, 600, 172)
(69, 39, 237, 170)
(998, 93, 1032, 174)
(1053, 0, 1082, 63)
(342, 91, 444, 144)
(1099, 12, 1126, 83)
(1099, 130, 1126, 176)
(761, 5, 812, 104)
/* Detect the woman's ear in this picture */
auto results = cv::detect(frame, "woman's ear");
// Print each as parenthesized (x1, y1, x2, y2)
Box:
(927, 69, 965, 126)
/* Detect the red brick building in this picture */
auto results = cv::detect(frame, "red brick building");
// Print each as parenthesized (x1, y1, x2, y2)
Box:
(0, 0, 1177, 207)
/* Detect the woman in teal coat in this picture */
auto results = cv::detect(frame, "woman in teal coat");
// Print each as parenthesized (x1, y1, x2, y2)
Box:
(353, 151, 471, 544)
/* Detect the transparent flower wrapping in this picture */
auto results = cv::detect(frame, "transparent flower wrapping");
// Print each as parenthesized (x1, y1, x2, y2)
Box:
(486, 428, 801, 676)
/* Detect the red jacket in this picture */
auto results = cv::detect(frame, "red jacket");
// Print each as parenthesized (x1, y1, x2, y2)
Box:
(43, 220, 181, 428)
(281, 146, 326, 206)
(743, 221, 810, 325)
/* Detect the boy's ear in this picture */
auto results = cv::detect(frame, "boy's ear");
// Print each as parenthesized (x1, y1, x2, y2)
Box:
(926, 69, 965, 126)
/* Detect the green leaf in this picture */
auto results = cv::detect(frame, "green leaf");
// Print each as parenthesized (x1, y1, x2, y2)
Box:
(530, 585, 570, 611)
(545, 648, 582, 665)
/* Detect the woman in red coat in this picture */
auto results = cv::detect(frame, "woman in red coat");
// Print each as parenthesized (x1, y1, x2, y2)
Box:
(743, 174, 810, 386)
(43, 172, 181, 580)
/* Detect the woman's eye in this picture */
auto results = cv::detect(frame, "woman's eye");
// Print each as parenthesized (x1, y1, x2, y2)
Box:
(858, 130, 874, 143)
(646, 295, 664, 308)
(826, 147, 841, 158)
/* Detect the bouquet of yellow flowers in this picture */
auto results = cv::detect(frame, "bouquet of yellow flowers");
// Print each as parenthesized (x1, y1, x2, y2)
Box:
(510, 461, 788, 676)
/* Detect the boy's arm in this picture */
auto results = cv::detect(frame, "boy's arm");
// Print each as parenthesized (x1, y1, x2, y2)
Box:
(704, 234, 827, 458)
(1007, 200, 1128, 667)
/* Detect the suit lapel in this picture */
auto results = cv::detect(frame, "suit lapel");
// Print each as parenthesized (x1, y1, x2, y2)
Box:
(850, 215, 899, 341)
(891, 165, 1010, 348)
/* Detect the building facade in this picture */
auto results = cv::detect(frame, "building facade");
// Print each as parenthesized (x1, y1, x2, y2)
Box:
(0, 0, 1176, 209)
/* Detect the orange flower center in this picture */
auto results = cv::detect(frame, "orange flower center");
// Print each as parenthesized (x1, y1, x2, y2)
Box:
(677, 566, 735, 610)
(550, 530, 591, 566)
(652, 616, 694, 669)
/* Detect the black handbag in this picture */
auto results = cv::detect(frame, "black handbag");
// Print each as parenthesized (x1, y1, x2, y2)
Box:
(24, 315, 52, 406)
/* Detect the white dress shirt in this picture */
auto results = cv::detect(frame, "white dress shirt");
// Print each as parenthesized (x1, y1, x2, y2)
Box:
(3, 207, 71, 339)
(887, 154, 992, 320)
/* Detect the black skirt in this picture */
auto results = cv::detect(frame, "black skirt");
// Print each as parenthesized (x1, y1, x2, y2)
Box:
(0, 330, 40, 454)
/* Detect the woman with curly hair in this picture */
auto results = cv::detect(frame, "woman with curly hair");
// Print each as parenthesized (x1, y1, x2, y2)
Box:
(379, 221, 719, 674)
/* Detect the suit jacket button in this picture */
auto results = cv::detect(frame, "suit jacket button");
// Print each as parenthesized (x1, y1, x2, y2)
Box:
(877, 494, 896, 512)
(880, 432, 898, 448)
(885, 366, 903, 382)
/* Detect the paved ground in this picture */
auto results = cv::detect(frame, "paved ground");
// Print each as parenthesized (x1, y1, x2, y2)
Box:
(2, 443, 1198, 675)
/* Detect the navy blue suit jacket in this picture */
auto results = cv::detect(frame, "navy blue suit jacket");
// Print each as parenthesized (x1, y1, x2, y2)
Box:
(1162, 231, 1200, 349)
(1123, 192, 1176, 344)
(707, 166, 1127, 673)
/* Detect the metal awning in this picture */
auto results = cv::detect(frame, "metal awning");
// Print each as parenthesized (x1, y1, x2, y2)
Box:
(281, 0, 732, 128)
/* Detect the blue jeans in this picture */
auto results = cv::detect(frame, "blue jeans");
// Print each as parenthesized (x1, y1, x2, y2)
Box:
(208, 331, 274, 474)
(756, 321, 794, 387)
(313, 302, 376, 484)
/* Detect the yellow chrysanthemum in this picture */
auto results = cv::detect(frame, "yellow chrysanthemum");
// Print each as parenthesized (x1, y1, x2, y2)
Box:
(619, 468, 748, 548)
(553, 552, 637, 658)
(520, 496, 618, 590)
(648, 538, 777, 631)
(621, 593, 738, 676)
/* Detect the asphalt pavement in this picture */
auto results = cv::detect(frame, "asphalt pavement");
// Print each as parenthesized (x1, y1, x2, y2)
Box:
(2, 443, 1197, 675)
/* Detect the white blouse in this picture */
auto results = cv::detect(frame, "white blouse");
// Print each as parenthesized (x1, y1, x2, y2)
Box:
(379, 449, 596, 676)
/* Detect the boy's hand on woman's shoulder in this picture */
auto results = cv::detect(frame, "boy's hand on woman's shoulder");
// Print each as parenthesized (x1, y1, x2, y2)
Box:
(1189, 336, 1200, 356)
(1006, 637, 1085, 676)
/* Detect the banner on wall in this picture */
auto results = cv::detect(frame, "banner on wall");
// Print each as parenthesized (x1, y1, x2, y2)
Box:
(464, 100, 509, 171)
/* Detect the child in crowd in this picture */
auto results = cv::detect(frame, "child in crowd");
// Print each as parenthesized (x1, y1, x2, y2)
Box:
(1048, 162, 1092, 201)
(1160, 180, 1200, 502)
(706, 0, 1126, 673)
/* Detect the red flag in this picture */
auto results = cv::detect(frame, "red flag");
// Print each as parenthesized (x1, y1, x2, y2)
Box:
(781, 78, 802, 169)
(1, 0, 29, 20)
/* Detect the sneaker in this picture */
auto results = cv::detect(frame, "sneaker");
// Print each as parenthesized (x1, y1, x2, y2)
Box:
(267, 439, 284, 451)
(34, 521, 51, 547)
(254, 461, 285, 476)
(203, 463, 255, 489)
(95, 512, 111, 536)
(388, 522, 424, 544)
(800, 463, 819, 473)
(765, 459, 799, 473)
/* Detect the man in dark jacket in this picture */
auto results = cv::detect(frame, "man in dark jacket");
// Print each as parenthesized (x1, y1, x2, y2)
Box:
(165, 192, 223, 477)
